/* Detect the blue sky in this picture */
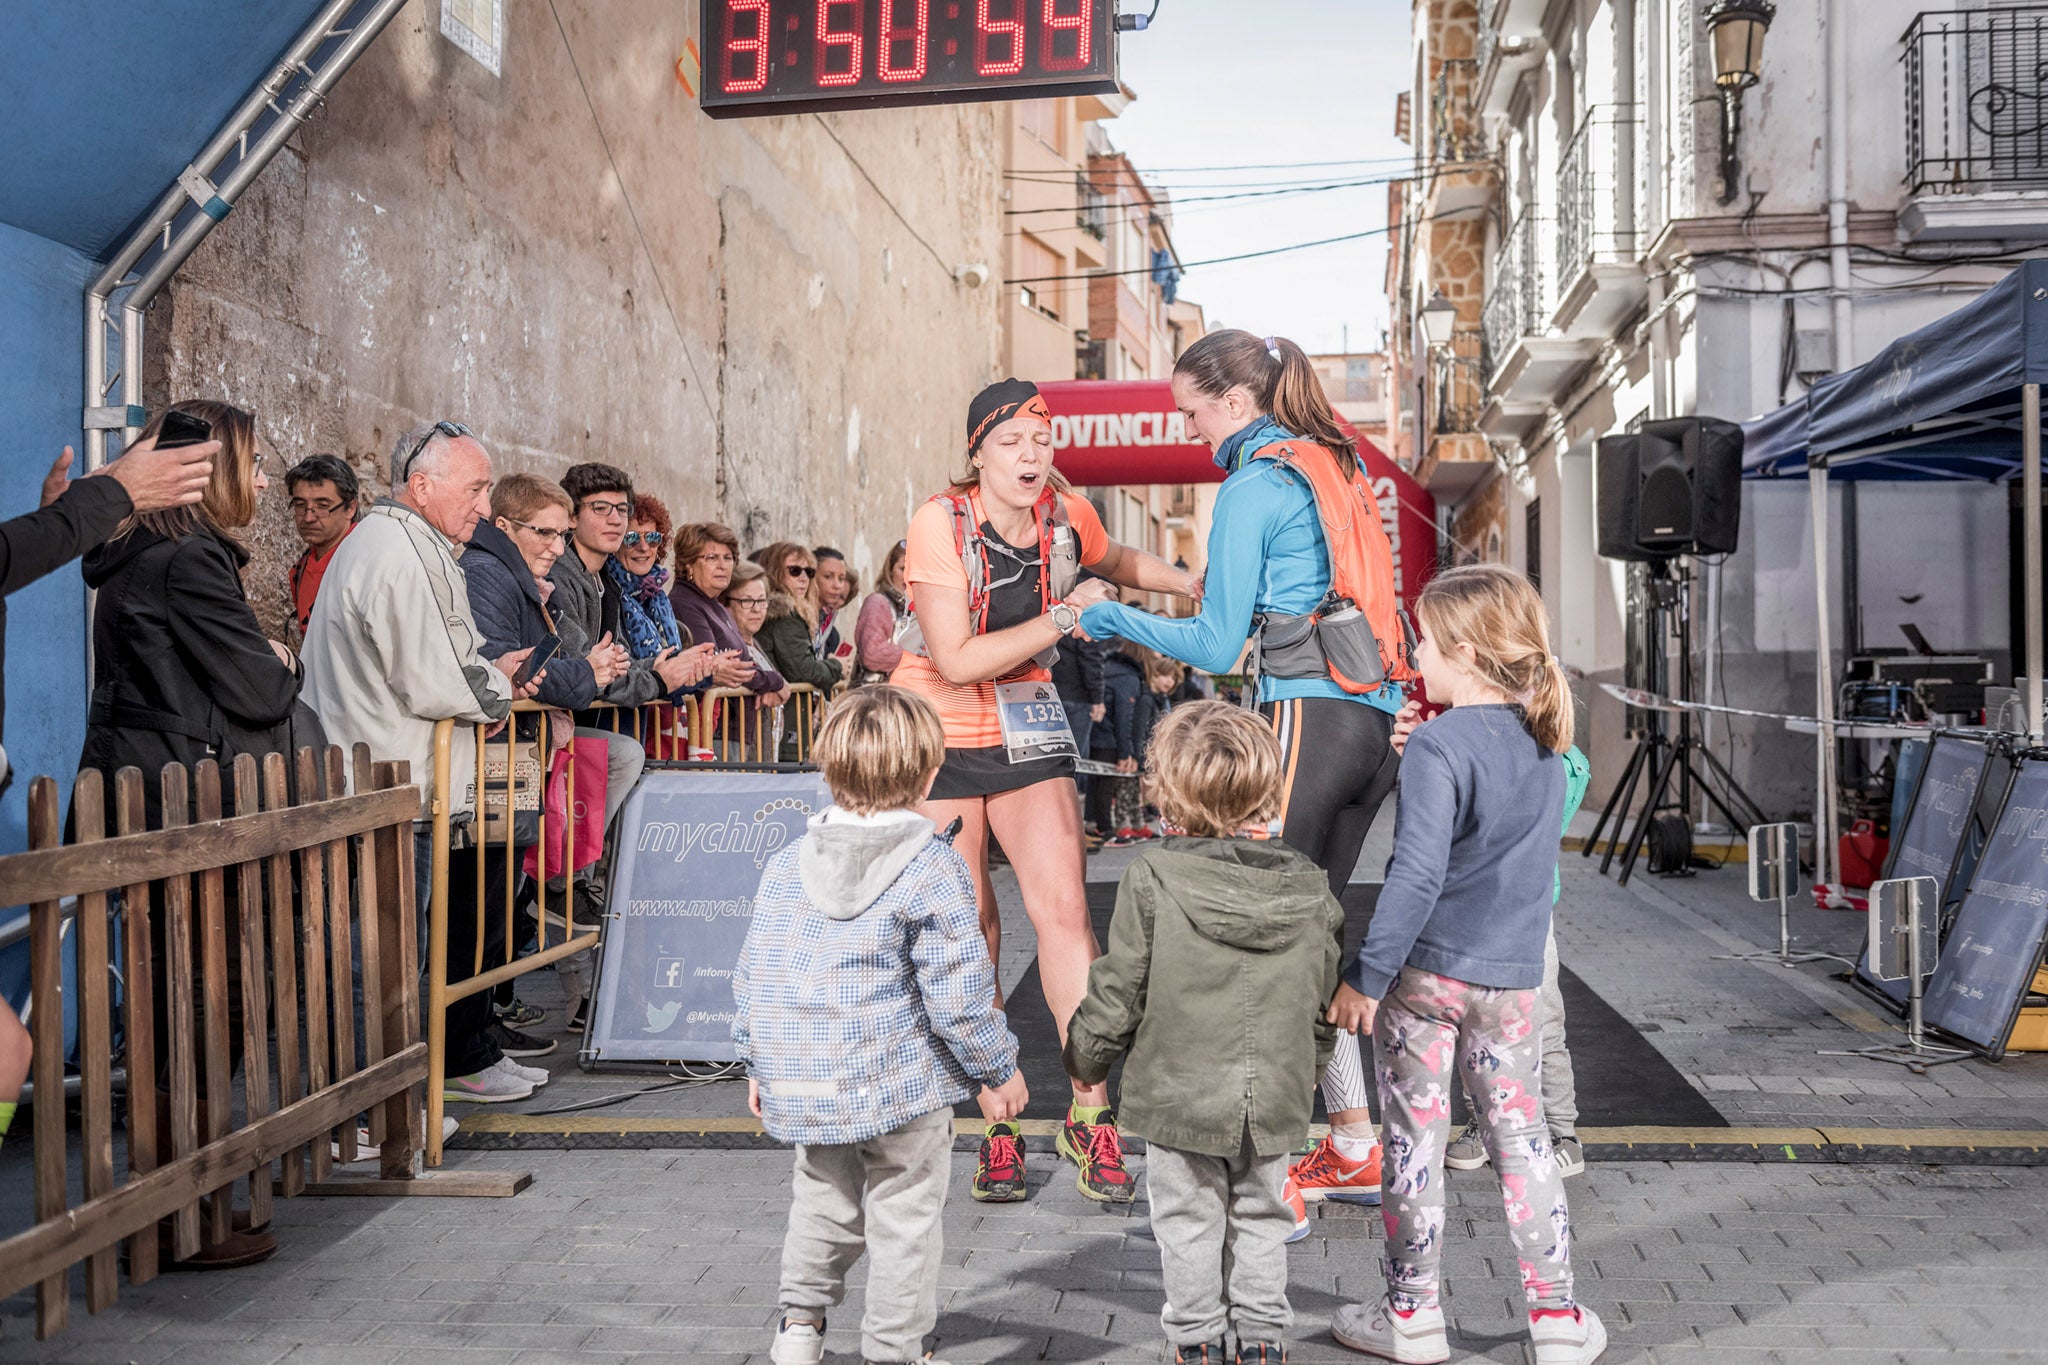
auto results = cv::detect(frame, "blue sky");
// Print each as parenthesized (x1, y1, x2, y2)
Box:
(1106, 0, 1413, 354)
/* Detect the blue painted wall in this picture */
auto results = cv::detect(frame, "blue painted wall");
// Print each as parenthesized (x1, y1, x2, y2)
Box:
(0, 224, 90, 855)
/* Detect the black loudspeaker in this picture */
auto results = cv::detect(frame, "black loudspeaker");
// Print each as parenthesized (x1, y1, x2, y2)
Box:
(1596, 434, 1650, 561)
(1596, 418, 1746, 560)
(1636, 416, 1744, 555)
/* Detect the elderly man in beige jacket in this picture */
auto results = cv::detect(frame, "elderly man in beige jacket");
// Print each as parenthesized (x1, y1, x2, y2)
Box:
(302, 420, 544, 1105)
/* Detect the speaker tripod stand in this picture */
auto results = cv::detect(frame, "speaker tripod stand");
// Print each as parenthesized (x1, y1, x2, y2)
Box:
(1584, 560, 1769, 886)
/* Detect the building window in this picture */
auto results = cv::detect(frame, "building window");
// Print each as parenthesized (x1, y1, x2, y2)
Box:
(1525, 498, 1542, 590)
(1118, 213, 1146, 280)
(1020, 99, 1064, 155)
(1018, 233, 1063, 320)
(442, 0, 503, 76)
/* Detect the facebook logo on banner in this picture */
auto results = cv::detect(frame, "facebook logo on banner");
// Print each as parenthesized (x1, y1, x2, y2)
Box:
(654, 958, 687, 990)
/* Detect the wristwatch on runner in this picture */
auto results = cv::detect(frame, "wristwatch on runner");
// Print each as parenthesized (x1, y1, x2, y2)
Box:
(1049, 602, 1080, 634)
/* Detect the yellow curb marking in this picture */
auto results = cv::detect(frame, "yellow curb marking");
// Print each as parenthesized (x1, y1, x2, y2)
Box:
(456, 1114, 2048, 1151)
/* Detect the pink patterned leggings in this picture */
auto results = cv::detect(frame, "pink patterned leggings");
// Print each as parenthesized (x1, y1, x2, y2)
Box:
(1373, 967, 1575, 1313)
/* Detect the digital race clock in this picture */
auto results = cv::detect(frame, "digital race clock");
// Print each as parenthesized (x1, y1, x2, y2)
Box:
(700, 0, 1120, 119)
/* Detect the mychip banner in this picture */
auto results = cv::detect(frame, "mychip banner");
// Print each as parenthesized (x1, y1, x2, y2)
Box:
(585, 768, 829, 1065)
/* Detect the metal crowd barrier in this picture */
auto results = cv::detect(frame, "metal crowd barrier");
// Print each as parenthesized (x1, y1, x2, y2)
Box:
(0, 746, 449, 1341)
(692, 683, 832, 764)
(420, 687, 843, 1162)
(424, 702, 595, 1165)
(585, 695, 700, 761)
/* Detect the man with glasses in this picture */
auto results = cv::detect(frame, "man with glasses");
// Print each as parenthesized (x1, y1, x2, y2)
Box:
(285, 453, 361, 639)
(302, 419, 545, 1104)
(549, 465, 715, 974)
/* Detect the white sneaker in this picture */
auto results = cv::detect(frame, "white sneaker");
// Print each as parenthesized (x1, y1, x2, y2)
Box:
(1331, 1296, 1450, 1363)
(769, 1316, 825, 1365)
(1530, 1305, 1607, 1365)
(444, 1064, 533, 1104)
(493, 1055, 549, 1087)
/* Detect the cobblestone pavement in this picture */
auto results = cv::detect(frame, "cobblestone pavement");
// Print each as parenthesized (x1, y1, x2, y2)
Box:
(8, 836, 2048, 1360)
(4, 1149, 2047, 1363)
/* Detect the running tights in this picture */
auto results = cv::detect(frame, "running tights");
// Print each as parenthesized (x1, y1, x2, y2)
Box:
(1259, 696, 1400, 1115)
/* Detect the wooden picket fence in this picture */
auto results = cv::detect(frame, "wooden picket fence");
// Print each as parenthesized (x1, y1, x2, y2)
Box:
(0, 744, 517, 1343)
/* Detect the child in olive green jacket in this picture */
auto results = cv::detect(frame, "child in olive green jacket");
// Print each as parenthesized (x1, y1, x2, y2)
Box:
(1064, 702, 1345, 1365)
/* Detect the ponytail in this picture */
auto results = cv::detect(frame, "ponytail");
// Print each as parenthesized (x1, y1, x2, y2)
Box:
(1414, 564, 1578, 755)
(1522, 655, 1577, 755)
(1174, 329, 1359, 477)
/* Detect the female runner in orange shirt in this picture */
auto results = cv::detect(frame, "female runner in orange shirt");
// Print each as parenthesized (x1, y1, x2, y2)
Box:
(895, 378, 1199, 1205)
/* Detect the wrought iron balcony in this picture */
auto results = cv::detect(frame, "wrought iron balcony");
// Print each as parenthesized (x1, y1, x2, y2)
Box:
(1482, 207, 1550, 380)
(1432, 336, 1487, 436)
(1557, 104, 1641, 278)
(1905, 6, 2048, 193)
(1432, 58, 1486, 164)
(1076, 172, 1107, 240)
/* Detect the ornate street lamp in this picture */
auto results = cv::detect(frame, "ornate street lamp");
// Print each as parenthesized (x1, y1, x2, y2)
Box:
(1704, 0, 1776, 205)
(1419, 289, 1459, 434)
(1419, 289, 1458, 350)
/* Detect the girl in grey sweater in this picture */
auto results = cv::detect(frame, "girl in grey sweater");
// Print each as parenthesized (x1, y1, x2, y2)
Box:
(1325, 565, 1606, 1365)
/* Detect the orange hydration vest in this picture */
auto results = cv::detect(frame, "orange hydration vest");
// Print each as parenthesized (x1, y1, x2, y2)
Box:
(1248, 439, 1417, 694)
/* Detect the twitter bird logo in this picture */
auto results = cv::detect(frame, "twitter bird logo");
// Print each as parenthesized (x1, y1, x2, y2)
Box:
(643, 1001, 682, 1033)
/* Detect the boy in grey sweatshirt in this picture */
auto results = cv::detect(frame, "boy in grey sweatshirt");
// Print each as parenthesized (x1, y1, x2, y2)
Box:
(733, 687, 1026, 1365)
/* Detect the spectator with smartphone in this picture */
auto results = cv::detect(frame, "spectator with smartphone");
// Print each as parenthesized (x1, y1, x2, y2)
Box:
(303, 419, 545, 1106)
(77, 401, 318, 1270)
(717, 562, 791, 762)
(284, 453, 361, 640)
(668, 521, 768, 697)
(549, 465, 714, 932)
(3, 433, 219, 789)
(608, 492, 721, 711)
(0, 425, 216, 1241)
(464, 472, 633, 1039)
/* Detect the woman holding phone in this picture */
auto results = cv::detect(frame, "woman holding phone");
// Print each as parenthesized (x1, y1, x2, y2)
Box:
(78, 399, 311, 1270)
(894, 378, 1198, 1206)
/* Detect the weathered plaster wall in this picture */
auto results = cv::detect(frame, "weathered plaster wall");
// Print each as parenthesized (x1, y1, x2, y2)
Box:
(145, 0, 1002, 636)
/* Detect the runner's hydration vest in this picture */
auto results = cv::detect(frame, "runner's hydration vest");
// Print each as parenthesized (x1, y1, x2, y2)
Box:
(1245, 440, 1418, 695)
(893, 488, 1080, 670)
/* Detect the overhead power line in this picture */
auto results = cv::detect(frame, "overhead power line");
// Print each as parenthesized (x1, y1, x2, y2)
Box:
(1004, 222, 1402, 286)
(1004, 168, 1419, 192)
(1005, 174, 1405, 216)
(1001, 154, 1417, 176)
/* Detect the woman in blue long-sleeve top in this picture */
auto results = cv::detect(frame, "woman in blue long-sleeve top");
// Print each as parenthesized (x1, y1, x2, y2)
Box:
(1079, 329, 1412, 1216)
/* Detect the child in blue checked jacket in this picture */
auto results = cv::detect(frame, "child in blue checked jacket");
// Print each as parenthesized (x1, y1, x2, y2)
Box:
(733, 685, 1028, 1365)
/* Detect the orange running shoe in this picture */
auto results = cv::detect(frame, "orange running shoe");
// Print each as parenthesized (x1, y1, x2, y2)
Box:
(1283, 1172, 1311, 1243)
(1288, 1134, 1382, 1206)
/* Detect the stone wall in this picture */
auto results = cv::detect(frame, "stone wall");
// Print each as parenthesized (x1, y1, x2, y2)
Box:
(144, 0, 1003, 637)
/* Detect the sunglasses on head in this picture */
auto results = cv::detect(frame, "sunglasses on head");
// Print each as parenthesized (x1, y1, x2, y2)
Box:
(621, 531, 665, 548)
(399, 420, 474, 482)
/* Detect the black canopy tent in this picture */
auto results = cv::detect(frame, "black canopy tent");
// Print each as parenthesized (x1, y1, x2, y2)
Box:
(1740, 256, 2048, 885)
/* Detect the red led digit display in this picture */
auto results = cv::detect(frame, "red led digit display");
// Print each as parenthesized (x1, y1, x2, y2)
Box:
(701, 0, 1117, 118)
(878, 0, 929, 83)
(975, 0, 1025, 77)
